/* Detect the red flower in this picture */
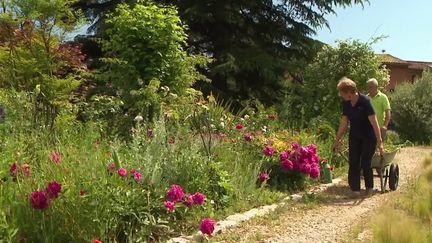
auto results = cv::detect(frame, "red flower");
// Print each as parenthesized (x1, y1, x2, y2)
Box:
(168, 137, 175, 144)
(330, 166, 335, 172)
(93, 240, 102, 243)
(30, 191, 49, 210)
(235, 123, 244, 129)
(267, 114, 277, 120)
(46, 181, 62, 199)
(200, 218, 216, 235)
(50, 151, 61, 165)
(80, 190, 86, 196)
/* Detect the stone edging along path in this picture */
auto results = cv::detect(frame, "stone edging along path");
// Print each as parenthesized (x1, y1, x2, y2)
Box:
(167, 178, 343, 243)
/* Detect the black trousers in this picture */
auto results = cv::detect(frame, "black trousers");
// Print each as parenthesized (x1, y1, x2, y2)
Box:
(348, 136, 376, 191)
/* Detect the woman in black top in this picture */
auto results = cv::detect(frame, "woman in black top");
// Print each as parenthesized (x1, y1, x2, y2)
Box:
(332, 77, 384, 197)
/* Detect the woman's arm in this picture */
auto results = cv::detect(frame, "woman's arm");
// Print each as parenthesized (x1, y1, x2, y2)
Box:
(368, 115, 384, 155)
(332, 116, 349, 152)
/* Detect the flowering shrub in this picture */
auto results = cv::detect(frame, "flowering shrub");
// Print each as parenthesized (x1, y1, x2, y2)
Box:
(199, 218, 216, 235)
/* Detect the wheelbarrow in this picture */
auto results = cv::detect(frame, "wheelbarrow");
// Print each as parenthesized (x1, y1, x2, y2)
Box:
(372, 149, 400, 193)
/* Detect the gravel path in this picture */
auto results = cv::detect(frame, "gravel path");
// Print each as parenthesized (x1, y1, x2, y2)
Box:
(211, 147, 432, 243)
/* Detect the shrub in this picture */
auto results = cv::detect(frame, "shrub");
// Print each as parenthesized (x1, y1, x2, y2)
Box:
(391, 71, 432, 143)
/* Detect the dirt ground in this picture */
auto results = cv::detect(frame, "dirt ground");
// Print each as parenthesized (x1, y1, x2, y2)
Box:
(210, 147, 432, 243)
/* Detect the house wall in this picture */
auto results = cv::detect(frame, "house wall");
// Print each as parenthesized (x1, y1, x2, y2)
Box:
(385, 66, 423, 91)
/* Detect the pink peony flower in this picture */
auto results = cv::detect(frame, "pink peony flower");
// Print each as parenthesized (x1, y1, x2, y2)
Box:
(46, 181, 62, 199)
(10, 163, 17, 175)
(291, 142, 300, 151)
(235, 123, 244, 130)
(258, 172, 270, 183)
(309, 166, 320, 178)
(243, 133, 253, 141)
(117, 168, 127, 177)
(279, 151, 290, 161)
(200, 218, 216, 235)
(192, 192, 206, 205)
(299, 163, 312, 174)
(306, 144, 317, 154)
(50, 151, 61, 165)
(164, 201, 176, 212)
(262, 145, 275, 156)
(133, 171, 142, 183)
(281, 159, 294, 171)
(30, 191, 49, 210)
(183, 194, 194, 208)
(166, 184, 185, 202)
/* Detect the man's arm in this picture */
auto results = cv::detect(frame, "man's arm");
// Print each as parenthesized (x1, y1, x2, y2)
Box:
(383, 109, 391, 128)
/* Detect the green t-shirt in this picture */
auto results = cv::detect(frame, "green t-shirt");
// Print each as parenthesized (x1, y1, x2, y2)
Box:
(368, 91, 391, 127)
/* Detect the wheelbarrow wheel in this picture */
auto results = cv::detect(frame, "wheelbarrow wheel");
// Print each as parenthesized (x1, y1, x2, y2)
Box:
(389, 163, 399, 191)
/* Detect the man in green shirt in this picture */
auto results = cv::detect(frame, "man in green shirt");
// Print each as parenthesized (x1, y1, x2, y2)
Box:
(366, 78, 391, 139)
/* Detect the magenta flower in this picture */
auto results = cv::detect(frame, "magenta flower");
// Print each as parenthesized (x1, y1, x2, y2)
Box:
(243, 133, 253, 141)
(262, 145, 275, 156)
(133, 171, 142, 183)
(10, 163, 17, 175)
(309, 166, 320, 179)
(291, 142, 300, 151)
(192, 192, 206, 205)
(281, 159, 294, 171)
(200, 218, 216, 235)
(50, 151, 61, 165)
(306, 144, 317, 154)
(164, 201, 176, 212)
(46, 181, 62, 199)
(235, 123, 244, 130)
(117, 168, 127, 177)
(183, 194, 194, 208)
(299, 163, 312, 174)
(30, 191, 49, 210)
(166, 184, 185, 202)
(258, 172, 270, 183)
(279, 151, 290, 161)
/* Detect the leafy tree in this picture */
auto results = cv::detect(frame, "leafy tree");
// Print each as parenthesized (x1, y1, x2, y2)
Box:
(0, 0, 87, 127)
(74, 0, 368, 106)
(84, 2, 209, 135)
(279, 39, 389, 128)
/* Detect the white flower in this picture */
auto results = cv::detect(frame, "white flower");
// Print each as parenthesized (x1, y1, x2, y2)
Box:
(210, 124, 216, 129)
(134, 115, 144, 122)
(220, 122, 225, 128)
(240, 118, 245, 122)
(244, 114, 250, 119)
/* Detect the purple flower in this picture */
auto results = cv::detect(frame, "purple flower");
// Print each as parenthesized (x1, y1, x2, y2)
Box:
(164, 201, 176, 212)
(166, 184, 185, 202)
(200, 218, 216, 235)
(30, 191, 49, 210)
(183, 194, 194, 208)
(133, 171, 142, 183)
(50, 151, 61, 165)
(243, 133, 253, 141)
(10, 163, 17, 175)
(192, 192, 206, 205)
(309, 166, 320, 179)
(281, 159, 294, 171)
(258, 172, 270, 183)
(46, 181, 62, 199)
(279, 151, 290, 161)
(117, 168, 127, 177)
(262, 145, 275, 156)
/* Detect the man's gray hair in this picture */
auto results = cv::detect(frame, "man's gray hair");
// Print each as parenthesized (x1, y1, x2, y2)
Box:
(366, 78, 379, 86)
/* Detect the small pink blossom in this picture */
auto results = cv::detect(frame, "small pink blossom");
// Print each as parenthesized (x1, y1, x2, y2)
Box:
(107, 162, 116, 172)
(281, 159, 294, 171)
(117, 168, 127, 177)
(133, 171, 142, 183)
(309, 166, 320, 179)
(235, 123, 244, 130)
(243, 133, 253, 141)
(200, 218, 216, 235)
(183, 194, 194, 208)
(166, 184, 185, 202)
(164, 201, 176, 212)
(192, 192, 206, 205)
(46, 181, 62, 199)
(258, 172, 270, 183)
(50, 151, 61, 165)
(262, 145, 275, 156)
(21, 164, 30, 177)
(10, 163, 17, 175)
(30, 191, 49, 210)
(279, 151, 290, 161)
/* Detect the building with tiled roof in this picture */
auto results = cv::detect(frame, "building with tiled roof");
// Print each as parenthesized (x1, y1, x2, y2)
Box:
(378, 53, 432, 91)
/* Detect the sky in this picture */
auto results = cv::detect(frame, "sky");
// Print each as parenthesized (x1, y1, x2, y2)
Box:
(314, 0, 432, 61)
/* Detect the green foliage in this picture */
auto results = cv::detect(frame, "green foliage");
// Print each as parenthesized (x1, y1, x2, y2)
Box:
(0, 0, 86, 127)
(279, 39, 389, 128)
(91, 2, 209, 135)
(390, 71, 432, 143)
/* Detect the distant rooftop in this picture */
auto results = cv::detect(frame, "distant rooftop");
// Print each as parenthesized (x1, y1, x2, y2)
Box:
(377, 53, 432, 70)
